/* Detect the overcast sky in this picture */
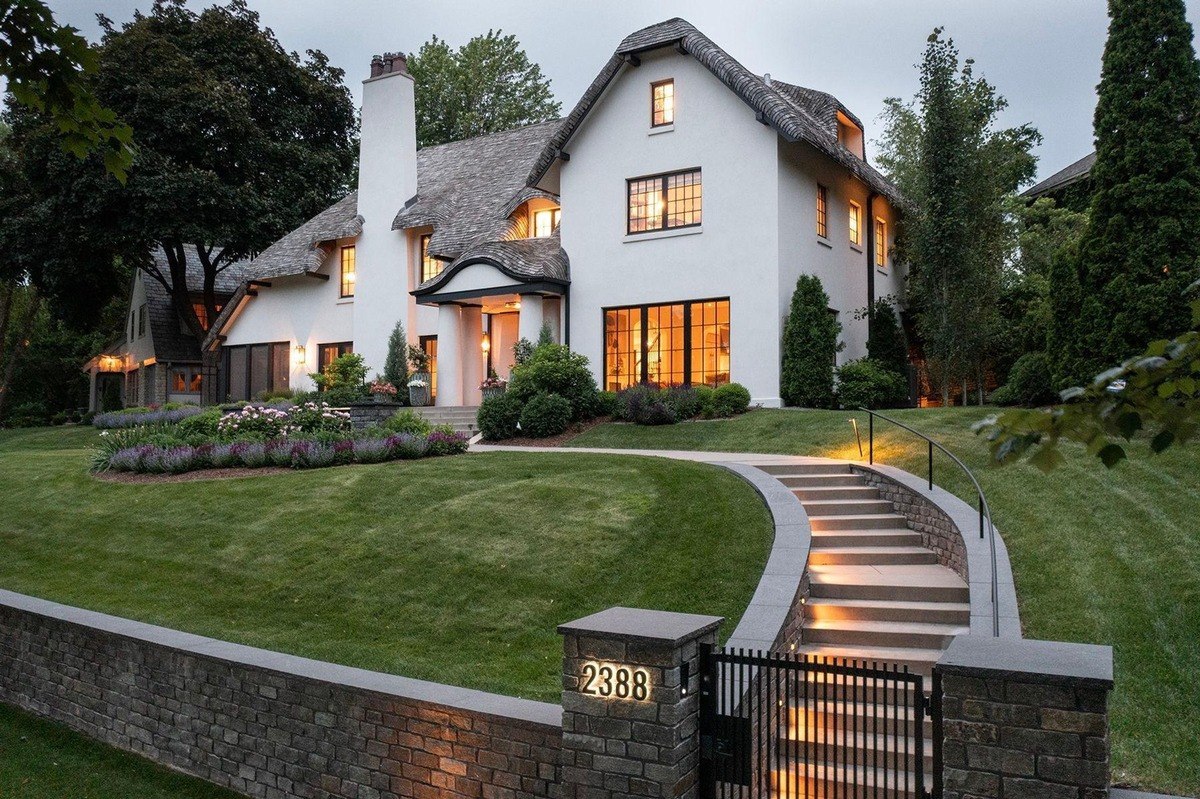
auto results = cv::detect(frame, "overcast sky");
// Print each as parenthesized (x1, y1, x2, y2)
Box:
(26, 0, 1200, 182)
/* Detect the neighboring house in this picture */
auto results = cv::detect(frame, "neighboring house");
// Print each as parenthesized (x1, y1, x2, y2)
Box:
(82, 248, 244, 411)
(1022, 151, 1095, 211)
(192, 18, 908, 407)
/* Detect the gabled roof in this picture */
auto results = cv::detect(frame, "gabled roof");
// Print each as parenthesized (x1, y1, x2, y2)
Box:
(413, 234, 569, 298)
(392, 119, 563, 260)
(143, 247, 246, 363)
(1022, 152, 1096, 199)
(239, 192, 363, 281)
(525, 18, 903, 206)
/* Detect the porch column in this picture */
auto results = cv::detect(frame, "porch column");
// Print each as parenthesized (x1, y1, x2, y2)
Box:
(436, 304, 463, 406)
(518, 293, 544, 344)
(460, 305, 484, 406)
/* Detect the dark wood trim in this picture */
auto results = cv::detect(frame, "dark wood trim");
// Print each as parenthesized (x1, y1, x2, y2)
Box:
(415, 281, 567, 306)
(650, 78, 674, 127)
(623, 53, 641, 67)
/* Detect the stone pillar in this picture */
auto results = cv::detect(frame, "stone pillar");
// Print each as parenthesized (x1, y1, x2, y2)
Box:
(460, 304, 484, 406)
(518, 293, 545, 344)
(936, 635, 1113, 799)
(558, 607, 722, 799)
(435, 303, 462, 406)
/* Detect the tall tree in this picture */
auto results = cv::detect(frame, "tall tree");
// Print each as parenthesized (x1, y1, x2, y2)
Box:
(0, 0, 132, 178)
(1071, 0, 1200, 378)
(407, 30, 560, 148)
(876, 30, 1039, 405)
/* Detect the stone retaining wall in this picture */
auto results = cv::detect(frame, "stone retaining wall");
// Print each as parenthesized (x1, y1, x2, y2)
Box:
(0, 591, 561, 799)
(347, 403, 400, 429)
(850, 465, 969, 581)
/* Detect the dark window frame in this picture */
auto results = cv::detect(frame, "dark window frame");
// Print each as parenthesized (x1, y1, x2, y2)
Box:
(816, 184, 829, 239)
(317, 341, 354, 374)
(651, 78, 675, 127)
(626, 167, 703, 236)
(874, 217, 888, 267)
(168, 366, 204, 395)
(849, 200, 862, 246)
(339, 245, 356, 298)
(601, 297, 730, 391)
(221, 341, 292, 402)
(419, 335, 438, 400)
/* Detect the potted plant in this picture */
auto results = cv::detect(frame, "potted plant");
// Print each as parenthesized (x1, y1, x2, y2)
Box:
(479, 373, 507, 401)
(368, 377, 398, 404)
(407, 345, 431, 406)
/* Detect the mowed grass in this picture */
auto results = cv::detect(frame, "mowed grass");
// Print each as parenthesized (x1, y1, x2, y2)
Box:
(0, 426, 772, 703)
(570, 407, 1200, 796)
(0, 703, 240, 799)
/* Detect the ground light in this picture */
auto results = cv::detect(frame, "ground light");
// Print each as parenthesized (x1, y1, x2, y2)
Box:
(849, 418, 863, 458)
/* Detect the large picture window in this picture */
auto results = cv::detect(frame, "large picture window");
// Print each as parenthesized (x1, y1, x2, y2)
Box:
(627, 169, 702, 234)
(603, 299, 730, 391)
(222, 342, 290, 402)
(340, 246, 356, 298)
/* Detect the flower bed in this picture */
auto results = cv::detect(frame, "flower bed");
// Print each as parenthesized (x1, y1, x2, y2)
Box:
(93, 405, 207, 429)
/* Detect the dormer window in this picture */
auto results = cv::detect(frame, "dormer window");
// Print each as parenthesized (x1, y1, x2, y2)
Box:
(533, 207, 561, 238)
(652, 79, 674, 127)
(420, 234, 443, 282)
(836, 111, 865, 159)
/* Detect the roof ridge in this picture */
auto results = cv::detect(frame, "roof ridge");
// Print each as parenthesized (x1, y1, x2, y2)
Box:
(418, 118, 565, 154)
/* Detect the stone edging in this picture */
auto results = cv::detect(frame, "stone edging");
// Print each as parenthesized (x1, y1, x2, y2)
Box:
(848, 463, 1021, 638)
(0, 588, 561, 728)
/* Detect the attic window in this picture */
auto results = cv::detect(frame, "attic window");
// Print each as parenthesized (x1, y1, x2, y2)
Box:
(533, 208, 560, 238)
(836, 111, 865, 159)
(340, 246, 356, 298)
(420, 234, 444, 282)
(652, 79, 674, 127)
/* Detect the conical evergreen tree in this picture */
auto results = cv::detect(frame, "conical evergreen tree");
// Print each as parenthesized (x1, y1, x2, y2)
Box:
(1075, 0, 1200, 374)
(781, 275, 841, 407)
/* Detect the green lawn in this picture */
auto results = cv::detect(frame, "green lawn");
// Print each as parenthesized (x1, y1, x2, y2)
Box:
(0, 703, 239, 799)
(0, 426, 772, 703)
(570, 407, 1200, 795)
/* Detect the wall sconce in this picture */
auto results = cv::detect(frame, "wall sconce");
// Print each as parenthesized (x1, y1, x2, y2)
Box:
(481, 332, 491, 354)
(295, 344, 306, 366)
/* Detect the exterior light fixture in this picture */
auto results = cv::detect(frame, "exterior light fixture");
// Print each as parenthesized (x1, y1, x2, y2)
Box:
(295, 345, 306, 366)
(481, 332, 491, 353)
(849, 418, 863, 458)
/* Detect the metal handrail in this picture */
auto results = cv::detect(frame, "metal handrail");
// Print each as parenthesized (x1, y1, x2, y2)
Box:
(858, 408, 1000, 637)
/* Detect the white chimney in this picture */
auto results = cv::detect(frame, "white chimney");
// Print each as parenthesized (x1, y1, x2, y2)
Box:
(353, 52, 418, 377)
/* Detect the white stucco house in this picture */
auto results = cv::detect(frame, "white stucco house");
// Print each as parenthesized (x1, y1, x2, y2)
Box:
(94, 18, 907, 410)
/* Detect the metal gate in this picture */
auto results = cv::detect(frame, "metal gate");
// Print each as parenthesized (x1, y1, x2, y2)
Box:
(699, 647, 934, 799)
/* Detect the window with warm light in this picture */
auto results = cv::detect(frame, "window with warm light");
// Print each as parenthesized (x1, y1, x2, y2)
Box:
(627, 169, 701, 234)
(816, 185, 829, 238)
(170, 367, 204, 394)
(651, 79, 674, 127)
(603, 299, 729, 391)
(339, 246, 356, 298)
(420, 234, 443, 283)
(849, 201, 862, 246)
(420, 335, 438, 399)
(533, 208, 560, 238)
(875, 218, 888, 268)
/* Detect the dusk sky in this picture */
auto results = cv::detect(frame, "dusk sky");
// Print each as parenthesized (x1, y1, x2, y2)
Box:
(30, 1, 1200, 182)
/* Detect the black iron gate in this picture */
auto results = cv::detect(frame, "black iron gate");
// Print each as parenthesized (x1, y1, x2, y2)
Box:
(699, 647, 934, 799)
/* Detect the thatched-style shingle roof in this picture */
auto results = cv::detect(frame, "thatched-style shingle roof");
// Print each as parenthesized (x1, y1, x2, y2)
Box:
(144, 247, 245, 363)
(526, 18, 903, 206)
(1022, 152, 1096, 199)
(413, 234, 569, 297)
(242, 192, 363, 281)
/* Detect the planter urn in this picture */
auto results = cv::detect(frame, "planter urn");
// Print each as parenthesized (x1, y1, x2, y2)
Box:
(408, 372, 432, 407)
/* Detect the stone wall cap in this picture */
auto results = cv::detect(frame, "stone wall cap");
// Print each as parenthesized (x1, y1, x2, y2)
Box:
(558, 606, 723, 645)
(938, 634, 1113, 688)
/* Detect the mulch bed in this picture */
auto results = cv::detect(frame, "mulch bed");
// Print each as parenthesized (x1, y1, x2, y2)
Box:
(481, 416, 609, 448)
(94, 467, 293, 484)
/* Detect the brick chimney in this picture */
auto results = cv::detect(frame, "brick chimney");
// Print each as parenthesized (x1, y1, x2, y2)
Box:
(369, 52, 408, 79)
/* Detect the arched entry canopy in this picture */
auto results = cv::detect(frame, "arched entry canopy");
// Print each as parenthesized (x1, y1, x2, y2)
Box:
(411, 237, 569, 406)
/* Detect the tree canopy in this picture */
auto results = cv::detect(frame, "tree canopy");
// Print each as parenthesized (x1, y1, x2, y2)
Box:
(407, 30, 560, 148)
(876, 29, 1039, 405)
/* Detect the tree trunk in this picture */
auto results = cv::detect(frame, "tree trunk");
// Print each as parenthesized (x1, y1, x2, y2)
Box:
(961, 379, 968, 407)
(0, 289, 42, 421)
(977, 365, 985, 406)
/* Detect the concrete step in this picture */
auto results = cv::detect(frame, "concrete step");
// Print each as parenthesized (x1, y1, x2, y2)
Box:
(779, 474, 865, 488)
(811, 530, 924, 548)
(792, 485, 882, 502)
(788, 702, 934, 738)
(770, 761, 922, 799)
(805, 597, 971, 625)
(779, 728, 934, 773)
(807, 565, 970, 604)
(757, 463, 852, 476)
(809, 514, 909, 531)
(803, 620, 968, 650)
(808, 547, 939, 567)
(794, 644, 942, 680)
(802, 499, 896, 516)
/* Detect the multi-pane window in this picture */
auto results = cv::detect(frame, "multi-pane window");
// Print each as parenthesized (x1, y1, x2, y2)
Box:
(875, 218, 888, 267)
(170, 367, 204, 394)
(420, 234, 443, 283)
(221, 342, 290, 402)
(603, 299, 730, 391)
(533, 208, 561, 238)
(627, 169, 702, 234)
(340, 246, 356, 297)
(849, 201, 862, 246)
(181, 301, 222, 334)
(420, 335, 438, 399)
(318, 341, 353, 373)
(651, 79, 675, 127)
(816, 185, 829, 238)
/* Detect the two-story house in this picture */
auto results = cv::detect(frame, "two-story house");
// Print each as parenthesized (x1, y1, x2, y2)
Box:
(95, 18, 906, 410)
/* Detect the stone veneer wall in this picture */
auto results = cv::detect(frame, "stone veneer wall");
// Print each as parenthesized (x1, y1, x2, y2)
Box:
(850, 466, 968, 581)
(0, 592, 561, 799)
(347, 403, 400, 429)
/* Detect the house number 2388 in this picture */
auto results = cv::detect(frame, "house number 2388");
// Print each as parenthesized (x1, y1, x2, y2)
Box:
(580, 661, 650, 700)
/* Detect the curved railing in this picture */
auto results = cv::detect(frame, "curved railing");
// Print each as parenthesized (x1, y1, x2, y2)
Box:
(858, 408, 1000, 637)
